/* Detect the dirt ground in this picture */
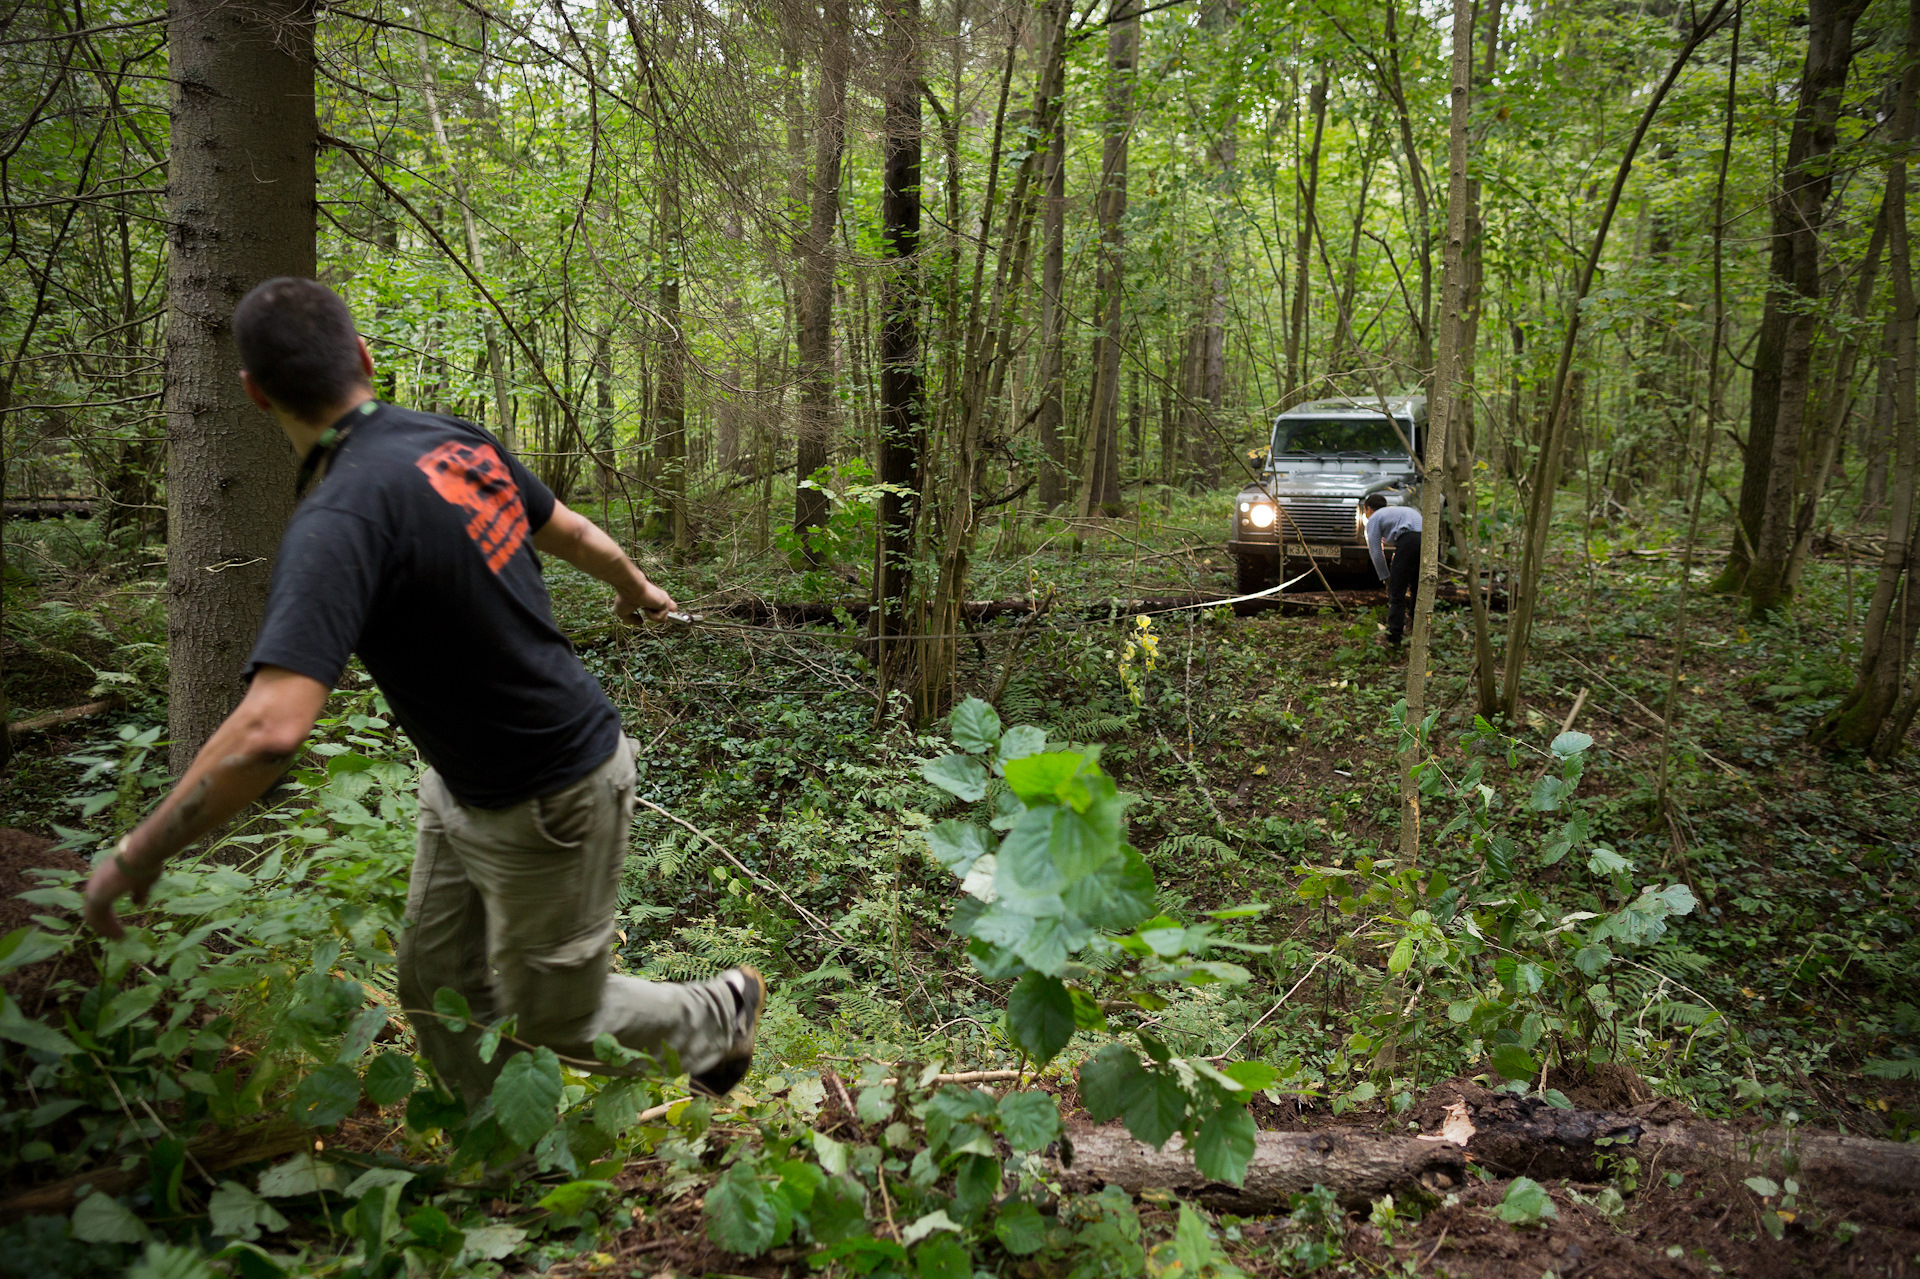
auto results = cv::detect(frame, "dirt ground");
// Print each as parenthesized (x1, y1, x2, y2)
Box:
(0, 827, 86, 1005)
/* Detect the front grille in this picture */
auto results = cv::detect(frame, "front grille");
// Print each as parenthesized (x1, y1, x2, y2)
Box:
(1269, 499, 1357, 543)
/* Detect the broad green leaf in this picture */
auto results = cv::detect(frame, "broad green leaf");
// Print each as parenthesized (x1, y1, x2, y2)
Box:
(491, 1048, 562, 1150)
(98, 984, 163, 1035)
(1127, 1070, 1188, 1148)
(1550, 731, 1594, 759)
(538, 1180, 615, 1216)
(997, 1091, 1061, 1152)
(1079, 1043, 1147, 1123)
(1191, 1104, 1256, 1184)
(1063, 846, 1155, 930)
(914, 1232, 972, 1279)
(1573, 943, 1614, 978)
(950, 699, 1003, 754)
(431, 987, 471, 1034)
(461, 1224, 526, 1260)
(993, 1200, 1048, 1255)
(291, 1063, 361, 1128)
(1490, 1042, 1537, 1082)
(812, 1130, 849, 1175)
(1001, 752, 1082, 804)
(808, 1173, 867, 1245)
(1387, 935, 1414, 974)
(0, 996, 79, 1054)
(0, 926, 65, 973)
(257, 1152, 344, 1197)
(997, 725, 1048, 762)
(72, 1191, 151, 1244)
(706, 1163, 777, 1256)
(1743, 1176, 1780, 1197)
(336, 1005, 388, 1063)
(342, 1167, 414, 1199)
(1528, 775, 1565, 812)
(923, 820, 992, 874)
(901, 1208, 962, 1245)
(208, 1180, 289, 1242)
(125, 1242, 218, 1279)
(921, 754, 988, 802)
(1005, 973, 1075, 1065)
(1219, 1060, 1281, 1092)
(1493, 1176, 1558, 1224)
(1586, 847, 1631, 876)
(363, 1052, 416, 1106)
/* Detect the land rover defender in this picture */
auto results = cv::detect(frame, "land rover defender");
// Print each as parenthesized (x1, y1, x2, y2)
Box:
(1227, 396, 1426, 595)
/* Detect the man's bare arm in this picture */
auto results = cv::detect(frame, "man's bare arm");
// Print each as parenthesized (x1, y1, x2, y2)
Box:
(531, 499, 678, 622)
(83, 666, 330, 939)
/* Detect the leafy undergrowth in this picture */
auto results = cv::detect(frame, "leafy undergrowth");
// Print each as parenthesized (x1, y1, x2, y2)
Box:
(1, 493, 1917, 1275)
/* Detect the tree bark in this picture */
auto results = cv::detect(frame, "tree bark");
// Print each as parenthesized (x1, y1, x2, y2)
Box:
(1719, 0, 1873, 599)
(1053, 1125, 1468, 1212)
(1783, 194, 1889, 592)
(164, 0, 314, 773)
(1815, 0, 1917, 756)
(657, 153, 689, 558)
(1035, 1, 1069, 513)
(1399, 0, 1472, 862)
(1078, 0, 1136, 518)
(874, 0, 922, 639)
(792, 0, 849, 555)
(1285, 74, 1328, 401)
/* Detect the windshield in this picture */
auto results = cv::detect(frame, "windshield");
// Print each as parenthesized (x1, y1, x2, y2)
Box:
(1270, 415, 1412, 457)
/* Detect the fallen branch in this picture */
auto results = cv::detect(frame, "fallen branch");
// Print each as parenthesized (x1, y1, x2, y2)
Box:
(7, 696, 123, 736)
(0, 1119, 309, 1221)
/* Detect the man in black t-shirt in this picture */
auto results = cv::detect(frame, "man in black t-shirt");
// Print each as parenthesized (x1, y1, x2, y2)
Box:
(83, 278, 764, 1106)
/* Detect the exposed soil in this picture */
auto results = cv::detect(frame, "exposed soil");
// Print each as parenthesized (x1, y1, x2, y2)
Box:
(0, 827, 87, 1005)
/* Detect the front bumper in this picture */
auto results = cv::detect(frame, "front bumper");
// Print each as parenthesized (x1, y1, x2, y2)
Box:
(1227, 538, 1374, 572)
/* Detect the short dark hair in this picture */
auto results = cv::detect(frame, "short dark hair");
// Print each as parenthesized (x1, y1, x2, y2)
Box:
(232, 278, 368, 417)
(1364, 493, 1391, 512)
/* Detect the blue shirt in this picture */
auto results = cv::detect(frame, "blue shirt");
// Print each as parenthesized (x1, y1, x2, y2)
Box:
(1365, 505, 1422, 582)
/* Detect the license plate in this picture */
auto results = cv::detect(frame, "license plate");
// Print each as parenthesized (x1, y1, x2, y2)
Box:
(1297, 544, 1345, 559)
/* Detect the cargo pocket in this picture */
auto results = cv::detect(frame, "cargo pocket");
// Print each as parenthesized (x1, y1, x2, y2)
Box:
(530, 776, 597, 849)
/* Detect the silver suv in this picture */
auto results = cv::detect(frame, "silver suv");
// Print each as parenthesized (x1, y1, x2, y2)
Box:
(1227, 396, 1426, 594)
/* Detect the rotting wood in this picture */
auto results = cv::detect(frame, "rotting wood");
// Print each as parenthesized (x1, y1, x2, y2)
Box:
(1050, 1125, 1469, 1211)
(0, 1119, 309, 1221)
(7, 697, 123, 736)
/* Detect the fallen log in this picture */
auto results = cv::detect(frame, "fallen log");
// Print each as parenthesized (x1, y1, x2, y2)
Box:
(7, 697, 122, 737)
(2, 498, 95, 521)
(1051, 1125, 1469, 1212)
(0, 1119, 310, 1221)
(1429, 1085, 1920, 1196)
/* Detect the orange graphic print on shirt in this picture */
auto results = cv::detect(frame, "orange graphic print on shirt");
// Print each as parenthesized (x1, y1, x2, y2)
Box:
(415, 441, 529, 574)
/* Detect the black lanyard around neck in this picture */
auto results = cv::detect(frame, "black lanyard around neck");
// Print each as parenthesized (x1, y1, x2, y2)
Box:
(297, 401, 380, 497)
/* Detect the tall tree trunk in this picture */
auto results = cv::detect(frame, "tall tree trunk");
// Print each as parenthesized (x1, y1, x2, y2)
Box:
(1035, 0, 1070, 513)
(1286, 73, 1328, 400)
(793, 0, 849, 556)
(874, 0, 923, 640)
(1718, 0, 1873, 599)
(164, 0, 315, 773)
(658, 156, 689, 559)
(1861, 328, 1897, 519)
(1399, 0, 1472, 861)
(1079, 0, 1136, 518)
(1380, 0, 1434, 377)
(1814, 1, 1917, 756)
(1784, 195, 1890, 591)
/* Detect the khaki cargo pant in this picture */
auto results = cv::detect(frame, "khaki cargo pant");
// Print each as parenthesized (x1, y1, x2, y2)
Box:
(395, 738, 739, 1104)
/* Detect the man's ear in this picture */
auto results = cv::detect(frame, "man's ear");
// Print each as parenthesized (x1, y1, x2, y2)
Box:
(239, 369, 274, 412)
(357, 334, 375, 382)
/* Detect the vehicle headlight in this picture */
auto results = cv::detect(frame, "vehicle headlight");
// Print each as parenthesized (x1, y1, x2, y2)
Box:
(1247, 502, 1277, 529)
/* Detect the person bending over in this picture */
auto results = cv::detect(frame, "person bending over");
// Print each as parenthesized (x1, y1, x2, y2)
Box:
(83, 277, 763, 1106)
(1363, 493, 1423, 648)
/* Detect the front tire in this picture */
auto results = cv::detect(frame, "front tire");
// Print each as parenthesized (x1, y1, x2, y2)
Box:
(1233, 552, 1277, 612)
